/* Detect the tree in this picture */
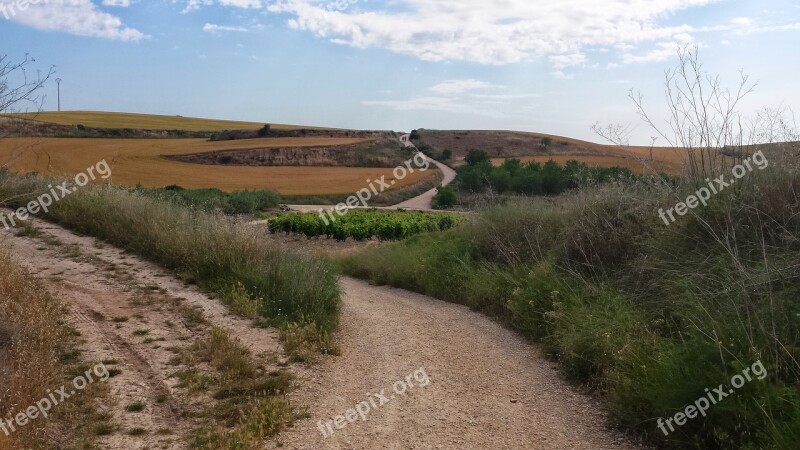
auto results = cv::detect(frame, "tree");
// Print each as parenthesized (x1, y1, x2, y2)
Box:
(441, 149, 452, 161)
(465, 149, 490, 166)
(257, 124, 271, 137)
(541, 137, 553, 149)
(0, 54, 54, 115)
(591, 46, 787, 182)
(432, 185, 456, 209)
(1, 54, 54, 175)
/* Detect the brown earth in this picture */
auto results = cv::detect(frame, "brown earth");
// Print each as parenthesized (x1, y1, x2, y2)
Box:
(169, 137, 411, 168)
(267, 278, 641, 450)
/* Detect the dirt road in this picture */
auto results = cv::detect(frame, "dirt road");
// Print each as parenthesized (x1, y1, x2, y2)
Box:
(270, 278, 637, 449)
(1, 218, 283, 449)
(2, 217, 636, 449)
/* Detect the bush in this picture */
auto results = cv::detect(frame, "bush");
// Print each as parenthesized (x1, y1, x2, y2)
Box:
(137, 186, 280, 214)
(432, 185, 456, 209)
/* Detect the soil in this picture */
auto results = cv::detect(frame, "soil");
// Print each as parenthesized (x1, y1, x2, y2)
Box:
(267, 278, 640, 449)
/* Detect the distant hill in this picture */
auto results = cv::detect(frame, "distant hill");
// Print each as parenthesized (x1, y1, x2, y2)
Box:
(413, 129, 687, 175)
(5, 111, 325, 132)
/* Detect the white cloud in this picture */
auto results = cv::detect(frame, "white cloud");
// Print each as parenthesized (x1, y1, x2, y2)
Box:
(267, 0, 719, 66)
(621, 33, 696, 64)
(102, 0, 132, 6)
(0, 0, 145, 41)
(549, 53, 587, 69)
(183, 0, 262, 13)
(429, 79, 502, 95)
(364, 79, 537, 118)
(203, 23, 249, 33)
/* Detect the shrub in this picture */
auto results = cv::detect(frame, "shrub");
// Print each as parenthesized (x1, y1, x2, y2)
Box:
(432, 185, 456, 209)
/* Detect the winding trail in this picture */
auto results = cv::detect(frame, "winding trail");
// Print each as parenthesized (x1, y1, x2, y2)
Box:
(269, 278, 638, 449)
(286, 133, 457, 213)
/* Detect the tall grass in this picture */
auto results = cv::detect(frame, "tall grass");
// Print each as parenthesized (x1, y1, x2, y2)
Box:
(0, 248, 105, 449)
(342, 152, 800, 449)
(0, 170, 340, 333)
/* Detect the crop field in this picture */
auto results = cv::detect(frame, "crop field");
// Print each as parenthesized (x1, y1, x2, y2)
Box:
(268, 210, 461, 241)
(0, 137, 436, 194)
(7, 111, 317, 131)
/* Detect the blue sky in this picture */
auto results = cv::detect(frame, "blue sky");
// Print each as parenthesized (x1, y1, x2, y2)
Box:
(1, 0, 798, 142)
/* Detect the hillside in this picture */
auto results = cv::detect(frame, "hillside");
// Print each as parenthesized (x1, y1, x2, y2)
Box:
(415, 129, 687, 175)
(6, 111, 317, 132)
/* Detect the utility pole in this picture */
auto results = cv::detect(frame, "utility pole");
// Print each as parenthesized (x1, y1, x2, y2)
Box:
(55, 78, 62, 112)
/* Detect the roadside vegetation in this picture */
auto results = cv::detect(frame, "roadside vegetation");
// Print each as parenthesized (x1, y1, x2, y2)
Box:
(0, 170, 341, 337)
(0, 248, 108, 449)
(267, 209, 461, 241)
(135, 185, 281, 214)
(343, 153, 800, 448)
(345, 50, 800, 449)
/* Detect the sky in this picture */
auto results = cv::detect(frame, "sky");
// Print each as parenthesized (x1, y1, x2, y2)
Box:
(1, 0, 799, 143)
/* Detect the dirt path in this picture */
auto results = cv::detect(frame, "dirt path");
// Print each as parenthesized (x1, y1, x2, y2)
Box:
(286, 135, 457, 213)
(391, 133, 457, 210)
(269, 278, 638, 449)
(2, 215, 636, 449)
(0, 217, 283, 449)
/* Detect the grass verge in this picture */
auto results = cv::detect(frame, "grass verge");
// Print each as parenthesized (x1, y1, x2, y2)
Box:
(0, 169, 340, 335)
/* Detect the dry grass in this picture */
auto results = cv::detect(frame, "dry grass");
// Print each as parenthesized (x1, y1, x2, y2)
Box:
(0, 247, 105, 448)
(5, 111, 317, 132)
(0, 137, 435, 194)
(178, 327, 298, 449)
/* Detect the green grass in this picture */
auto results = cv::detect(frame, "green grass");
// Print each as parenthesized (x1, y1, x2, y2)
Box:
(136, 185, 281, 215)
(124, 402, 146, 412)
(341, 157, 800, 449)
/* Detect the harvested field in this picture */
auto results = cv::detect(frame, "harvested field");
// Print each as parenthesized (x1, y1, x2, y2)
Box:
(0, 137, 436, 195)
(6, 111, 314, 132)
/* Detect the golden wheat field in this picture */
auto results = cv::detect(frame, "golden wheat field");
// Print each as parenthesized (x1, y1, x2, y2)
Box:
(0, 137, 436, 195)
(8, 111, 317, 132)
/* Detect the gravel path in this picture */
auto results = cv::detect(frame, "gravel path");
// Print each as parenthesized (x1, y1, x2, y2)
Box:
(270, 278, 639, 449)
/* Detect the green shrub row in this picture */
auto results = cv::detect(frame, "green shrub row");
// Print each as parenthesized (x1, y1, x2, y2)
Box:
(268, 209, 460, 241)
